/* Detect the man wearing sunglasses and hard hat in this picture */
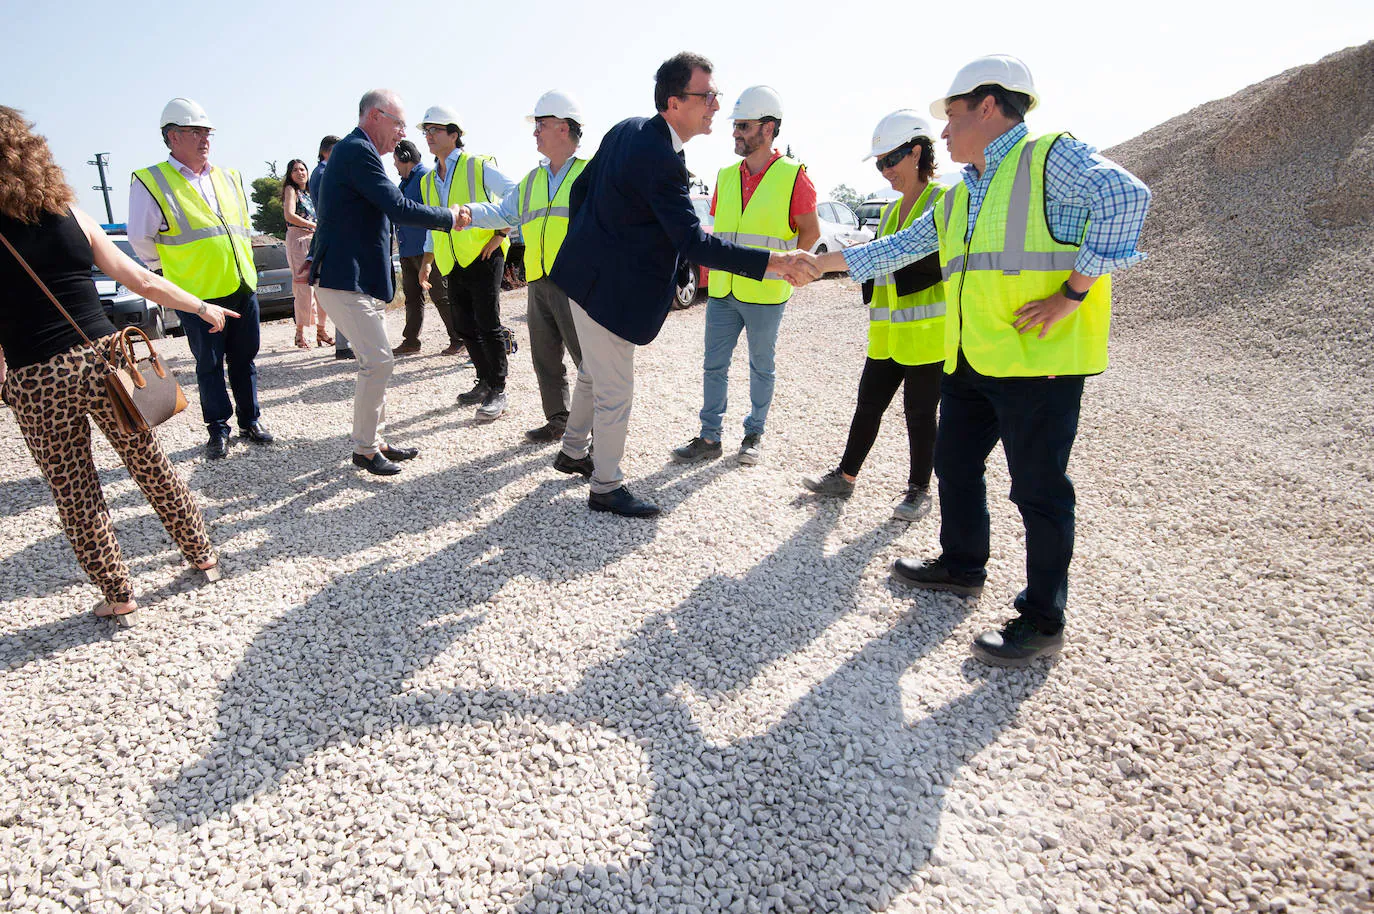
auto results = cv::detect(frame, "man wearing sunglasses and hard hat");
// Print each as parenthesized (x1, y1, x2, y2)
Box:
(669, 85, 819, 469)
(811, 55, 1152, 668)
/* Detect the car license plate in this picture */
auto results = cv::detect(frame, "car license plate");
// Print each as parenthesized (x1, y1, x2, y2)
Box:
(258, 283, 283, 294)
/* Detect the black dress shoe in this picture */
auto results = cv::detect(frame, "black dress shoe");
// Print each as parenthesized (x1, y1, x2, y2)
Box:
(380, 444, 419, 461)
(589, 486, 661, 518)
(239, 420, 274, 444)
(553, 449, 594, 479)
(971, 617, 1064, 668)
(525, 421, 567, 443)
(457, 380, 491, 406)
(205, 431, 230, 460)
(335, 348, 356, 360)
(890, 557, 985, 596)
(352, 452, 402, 475)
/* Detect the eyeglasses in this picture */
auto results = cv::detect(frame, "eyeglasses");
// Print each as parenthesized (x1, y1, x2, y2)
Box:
(680, 90, 722, 105)
(421, 125, 448, 137)
(376, 109, 407, 131)
(172, 127, 213, 139)
(875, 144, 915, 171)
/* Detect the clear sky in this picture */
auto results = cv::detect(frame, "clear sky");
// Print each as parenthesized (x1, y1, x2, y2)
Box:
(5, 0, 1371, 223)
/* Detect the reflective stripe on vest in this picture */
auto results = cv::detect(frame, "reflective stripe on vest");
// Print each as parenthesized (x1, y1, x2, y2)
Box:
(422, 154, 509, 273)
(706, 157, 802, 305)
(516, 158, 586, 282)
(937, 133, 1111, 377)
(134, 162, 257, 299)
(867, 184, 946, 365)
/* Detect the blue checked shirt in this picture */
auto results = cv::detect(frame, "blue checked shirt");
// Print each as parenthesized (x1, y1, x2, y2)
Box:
(844, 123, 1151, 282)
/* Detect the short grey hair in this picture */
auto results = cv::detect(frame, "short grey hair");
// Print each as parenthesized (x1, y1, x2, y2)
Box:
(358, 89, 402, 121)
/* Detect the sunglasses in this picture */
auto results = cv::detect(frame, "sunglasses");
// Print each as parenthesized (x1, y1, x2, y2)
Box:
(875, 144, 915, 171)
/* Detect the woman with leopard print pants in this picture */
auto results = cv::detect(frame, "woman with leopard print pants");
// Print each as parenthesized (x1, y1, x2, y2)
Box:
(0, 106, 238, 620)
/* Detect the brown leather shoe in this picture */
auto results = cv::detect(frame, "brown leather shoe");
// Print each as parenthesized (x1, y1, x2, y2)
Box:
(439, 343, 466, 356)
(392, 341, 421, 356)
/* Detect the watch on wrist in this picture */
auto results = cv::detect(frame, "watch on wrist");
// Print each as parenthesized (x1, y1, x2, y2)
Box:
(1061, 280, 1089, 302)
(197, 303, 208, 316)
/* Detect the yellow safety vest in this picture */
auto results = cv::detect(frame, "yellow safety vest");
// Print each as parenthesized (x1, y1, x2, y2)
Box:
(938, 132, 1111, 377)
(516, 158, 586, 282)
(868, 183, 946, 365)
(421, 153, 510, 273)
(707, 157, 802, 305)
(132, 162, 257, 299)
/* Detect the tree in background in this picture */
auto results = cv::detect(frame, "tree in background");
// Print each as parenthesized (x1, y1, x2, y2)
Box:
(829, 183, 865, 211)
(250, 170, 286, 239)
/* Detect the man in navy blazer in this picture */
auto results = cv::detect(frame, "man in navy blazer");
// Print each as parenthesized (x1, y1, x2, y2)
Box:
(549, 52, 819, 517)
(311, 88, 468, 476)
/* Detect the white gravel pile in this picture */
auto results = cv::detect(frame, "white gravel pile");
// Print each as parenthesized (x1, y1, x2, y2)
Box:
(1, 49, 1371, 911)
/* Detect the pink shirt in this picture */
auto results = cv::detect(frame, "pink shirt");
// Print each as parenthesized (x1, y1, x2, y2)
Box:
(127, 156, 223, 270)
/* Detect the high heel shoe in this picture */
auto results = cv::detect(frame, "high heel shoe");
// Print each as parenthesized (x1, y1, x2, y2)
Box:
(196, 558, 224, 583)
(316, 329, 335, 347)
(295, 328, 309, 349)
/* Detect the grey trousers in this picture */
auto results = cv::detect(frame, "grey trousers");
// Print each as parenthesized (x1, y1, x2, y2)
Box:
(315, 287, 394, 455)
(563, 301, 635, 495)
(526, 277, 583, 424)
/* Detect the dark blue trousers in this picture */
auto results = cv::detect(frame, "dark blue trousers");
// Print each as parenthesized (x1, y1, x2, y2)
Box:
(933, 354, 1085, 633)
(179, 284, 262, 436)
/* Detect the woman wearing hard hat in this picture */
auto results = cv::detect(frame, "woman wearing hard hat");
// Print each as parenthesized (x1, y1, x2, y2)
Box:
(802, 111, 946, 522)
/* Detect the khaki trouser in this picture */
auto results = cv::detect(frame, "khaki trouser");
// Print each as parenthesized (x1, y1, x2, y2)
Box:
(315, 287, 394, 455)
(562, 301, 635, 495)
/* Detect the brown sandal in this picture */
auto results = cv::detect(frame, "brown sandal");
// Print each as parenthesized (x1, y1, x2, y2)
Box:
(316, 329, 335, 347)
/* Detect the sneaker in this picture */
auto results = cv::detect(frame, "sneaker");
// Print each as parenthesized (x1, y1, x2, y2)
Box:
(971, 617, 1064, 668)
(801, 467, 854, 498)
(457, 380, 491, 406)
(737, 433, 762, 466)
(476, 388, 507, 421)
(890, 557, 984, 596)
(671, 436, 722, 463)
(892, 486, 932, 522)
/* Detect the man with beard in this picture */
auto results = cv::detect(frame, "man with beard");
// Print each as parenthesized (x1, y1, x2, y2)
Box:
(670, 86, 818, 468)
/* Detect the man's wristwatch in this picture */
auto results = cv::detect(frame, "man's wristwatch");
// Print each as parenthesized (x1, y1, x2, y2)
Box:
(1060, 280, 1089, 302)
(197, 303, 208, 316)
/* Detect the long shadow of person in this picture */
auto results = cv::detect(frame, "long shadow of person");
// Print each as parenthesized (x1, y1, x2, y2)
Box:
(149, 458, 733, 827)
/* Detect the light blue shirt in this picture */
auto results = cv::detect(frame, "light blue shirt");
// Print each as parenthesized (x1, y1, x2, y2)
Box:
(423, 148, 518, 254)
(466, 156, 582, 230)
(844, 123, 1151, 282)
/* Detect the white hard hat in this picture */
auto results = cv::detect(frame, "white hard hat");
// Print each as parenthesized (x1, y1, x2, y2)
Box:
(929, 54, 1039, 120)
(160, 97, 213, 131)
(417, 105, 463, 130)
(730, 85, 783, 121)
(527, 90, 584, 124)
(864, 110, 936, 160)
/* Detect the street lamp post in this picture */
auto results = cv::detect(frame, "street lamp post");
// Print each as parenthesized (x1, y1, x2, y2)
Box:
(88, 153, 114, 224)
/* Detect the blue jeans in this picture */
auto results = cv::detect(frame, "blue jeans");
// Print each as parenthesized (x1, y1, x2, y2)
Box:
(698, 295, 786, 441)
(179, 284, 262, 436)
(933, 354, 1084, 632)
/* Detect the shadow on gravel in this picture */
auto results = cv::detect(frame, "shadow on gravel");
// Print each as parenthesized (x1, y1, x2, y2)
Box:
(142, 482, 1041, 911)
(0, 613, 115, 670)
(148, 458, 723, 827)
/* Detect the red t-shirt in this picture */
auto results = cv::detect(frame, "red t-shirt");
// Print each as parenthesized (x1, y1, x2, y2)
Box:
(709, 151, 818, 232)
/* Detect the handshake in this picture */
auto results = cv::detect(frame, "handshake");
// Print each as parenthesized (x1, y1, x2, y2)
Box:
(449, 204, 473, 230)
(767, 249, 823, 287)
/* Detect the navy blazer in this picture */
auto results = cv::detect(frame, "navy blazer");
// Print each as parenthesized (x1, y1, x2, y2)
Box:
(550, 115, 771, 345)
(310, 127, 453, 301)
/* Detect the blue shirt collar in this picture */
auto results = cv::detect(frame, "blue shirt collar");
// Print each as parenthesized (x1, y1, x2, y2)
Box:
(962, 122, 1027, 185)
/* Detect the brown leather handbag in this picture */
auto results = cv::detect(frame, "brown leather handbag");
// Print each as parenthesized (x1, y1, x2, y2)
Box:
(1, 230, 188, 434)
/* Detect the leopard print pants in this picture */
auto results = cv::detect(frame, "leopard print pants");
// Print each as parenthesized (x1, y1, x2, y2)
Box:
(1, 336, 215, 603)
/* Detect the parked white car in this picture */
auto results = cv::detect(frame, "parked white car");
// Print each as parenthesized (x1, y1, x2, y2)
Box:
(95, 229, 176, 338)
(810, 201, 874, 259)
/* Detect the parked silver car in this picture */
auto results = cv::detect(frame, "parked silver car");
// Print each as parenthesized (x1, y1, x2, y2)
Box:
(252, 243, 296, 322)
(810, 201, 874, 259)
(95, 230, 175, 338)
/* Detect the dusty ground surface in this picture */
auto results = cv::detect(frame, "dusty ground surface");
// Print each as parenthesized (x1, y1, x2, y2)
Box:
(1, 264, 1369, 912)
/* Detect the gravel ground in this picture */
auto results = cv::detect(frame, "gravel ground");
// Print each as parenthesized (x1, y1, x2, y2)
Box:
(1, 270, 1369, 913)
(3, 42, 1373, 914)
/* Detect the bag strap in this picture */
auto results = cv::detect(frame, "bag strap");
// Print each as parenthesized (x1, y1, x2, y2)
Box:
(0, 226, 121, 373)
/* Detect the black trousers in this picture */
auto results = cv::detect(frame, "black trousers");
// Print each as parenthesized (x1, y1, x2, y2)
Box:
(839, 357, 942, 488)
(445, 253, 507, 389)
(399, 254, 458, 347)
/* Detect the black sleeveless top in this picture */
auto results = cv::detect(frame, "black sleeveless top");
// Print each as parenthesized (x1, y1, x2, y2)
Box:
(0, 208, 116, 370)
